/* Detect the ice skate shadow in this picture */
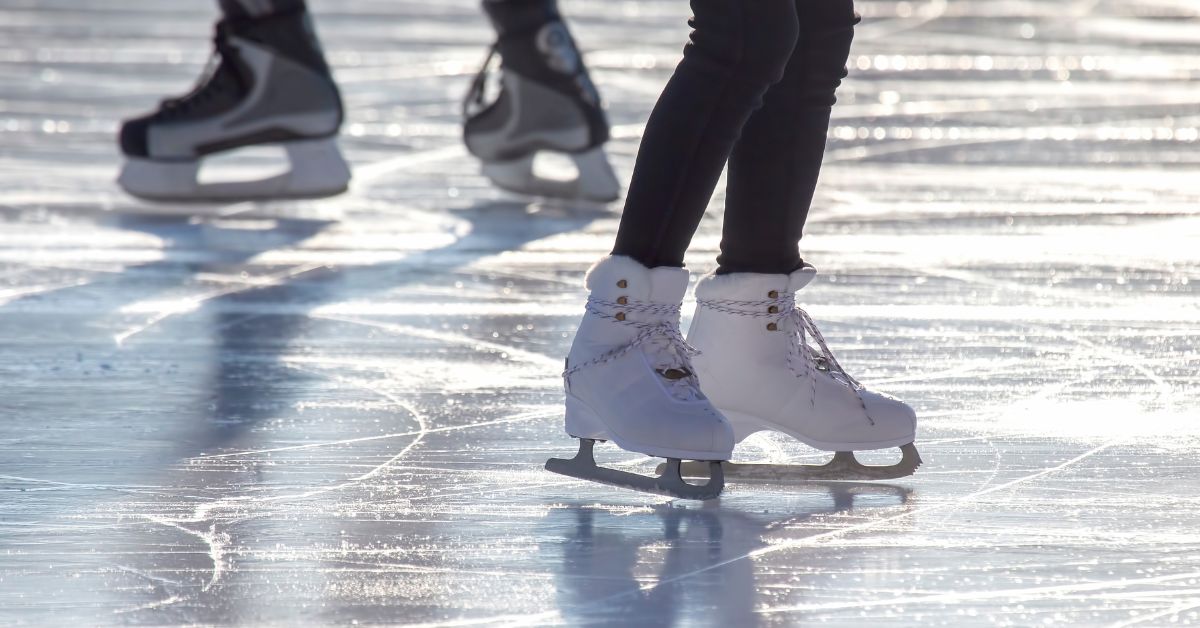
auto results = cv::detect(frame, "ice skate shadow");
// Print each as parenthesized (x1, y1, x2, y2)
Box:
(0, 213, 336, 460)
(1, 197, 598, 460)
(144, 197, 602, 459)
(544, 483, 912, 628)
(107, 199, 606, 613)
(0, 199, 605, 619)
(122, 215, 342, 454)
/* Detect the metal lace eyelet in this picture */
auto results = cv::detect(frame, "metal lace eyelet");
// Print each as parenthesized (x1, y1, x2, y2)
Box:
(617, 279, 628, 288)
(617, 296, 628, 305)
(767, 290, 779, 299)
(766, 322, 778, 331)
(657, 368, 691, 381)
(767, 305, 779, 314)
(615, 312, 626, 321)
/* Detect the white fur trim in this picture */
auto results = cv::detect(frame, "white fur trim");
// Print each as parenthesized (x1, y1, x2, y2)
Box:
(695, 264, 819, 299)
(584, 255, 689, 303)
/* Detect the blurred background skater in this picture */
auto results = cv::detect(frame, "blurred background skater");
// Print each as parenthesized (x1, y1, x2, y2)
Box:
(549, 0, 919, 499)
(117, 0, 347, 201)
(464, 0, 618, 202)
(117, 0, 617, 203)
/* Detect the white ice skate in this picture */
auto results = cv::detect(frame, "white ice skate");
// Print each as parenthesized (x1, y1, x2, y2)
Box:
(117, 12, 350, 202)
(463, 21, 620, 203)
(546, 256, 734, 500)
(666, 266, 921, 481)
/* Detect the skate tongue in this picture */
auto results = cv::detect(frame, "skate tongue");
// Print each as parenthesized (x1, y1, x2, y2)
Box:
(157, 30, 244, 118)
(788, 264, 818, 292)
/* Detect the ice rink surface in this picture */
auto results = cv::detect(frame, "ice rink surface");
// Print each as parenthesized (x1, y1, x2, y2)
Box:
(2, 0, 1199, 625)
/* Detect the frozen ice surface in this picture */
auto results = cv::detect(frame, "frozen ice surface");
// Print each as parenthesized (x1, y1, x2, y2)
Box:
(2, 0, 1199, 625)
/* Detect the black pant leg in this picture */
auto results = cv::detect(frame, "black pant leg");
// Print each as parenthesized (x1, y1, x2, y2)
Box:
(717, 0, 858, 275)
(611, 0, 800, 268)
(482, 0, 561, 36)
(218, 0, 307, 19)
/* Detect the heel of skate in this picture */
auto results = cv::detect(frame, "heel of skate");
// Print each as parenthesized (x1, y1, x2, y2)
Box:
(661, 443, 922, 483)
(118, 137, 350, 202)
(284, 137, 352, 197)
(481, 146, 619, 203)
(546, 439, 725, 501)
(563, 394, 608, 440)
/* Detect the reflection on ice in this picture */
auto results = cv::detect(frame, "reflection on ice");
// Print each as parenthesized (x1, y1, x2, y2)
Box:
(547, 483, 912, 627)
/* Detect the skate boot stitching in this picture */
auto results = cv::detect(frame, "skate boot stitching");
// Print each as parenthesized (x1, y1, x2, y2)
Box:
(697, 295, 875, 426)
(563, 296, 705, 403)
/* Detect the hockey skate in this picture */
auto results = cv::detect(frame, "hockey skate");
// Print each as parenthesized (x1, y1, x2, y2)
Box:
(546, 256, 734, 500)
(662, 267, 921, 482)
(117, 9, 349, 202)
(463, 20, 620, 202)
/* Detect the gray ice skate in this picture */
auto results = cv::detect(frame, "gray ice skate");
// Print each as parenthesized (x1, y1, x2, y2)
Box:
(118, 10, 349, 202)
(464, 21, 619, 203)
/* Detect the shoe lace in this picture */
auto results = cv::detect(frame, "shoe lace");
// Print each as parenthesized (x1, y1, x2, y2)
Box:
(462, 42, 499, 120)
(779, 295, 864, 391)
(698, 294, 864, 389)
(698, 293, 876, 424)
(155, 23, 241, 120)
(563, 297, 706, 402)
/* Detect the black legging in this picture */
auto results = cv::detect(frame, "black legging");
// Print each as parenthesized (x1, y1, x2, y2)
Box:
(218, 0, 306, 19)
(219, 0, 556, 23)
(612, 0, 858, 275)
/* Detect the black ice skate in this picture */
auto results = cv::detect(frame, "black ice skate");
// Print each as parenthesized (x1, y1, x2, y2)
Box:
(118, 9, 350, 202)
(463, 20, 619, 202)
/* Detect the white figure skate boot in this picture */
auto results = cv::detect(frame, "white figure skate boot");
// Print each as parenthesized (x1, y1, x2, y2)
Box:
(546, 256, 734, 499)
(117, 9, 350, 202)
(674, 266, 921, 481)
(463, 19, 619, 202)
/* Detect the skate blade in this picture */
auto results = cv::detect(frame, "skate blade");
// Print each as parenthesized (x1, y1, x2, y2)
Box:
(659, 443, 922, 482)
(546, 438, 724, 500)
(482, 146, 620, 203)
(118, 137, 351, 203)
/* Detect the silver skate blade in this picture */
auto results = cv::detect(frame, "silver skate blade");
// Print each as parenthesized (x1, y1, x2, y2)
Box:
(481, 146, 620, 203)
(118, 138, 351, 203)
(660, 443, 922, 482)
(546, 439, 724, 501)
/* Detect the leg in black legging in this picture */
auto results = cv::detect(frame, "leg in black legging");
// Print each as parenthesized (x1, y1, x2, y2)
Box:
(211, 0, 332, 79)
(611, 0, 800, 269)
(718, 0, 858, 275)
(483, 0, 561, 35)
(218, 0, 307, 18)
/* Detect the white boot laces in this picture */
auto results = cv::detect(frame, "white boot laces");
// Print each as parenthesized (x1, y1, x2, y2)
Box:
(777, 295, 864, 392)
(564, 296, 705, 402)
(698, 292, 872, 421)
